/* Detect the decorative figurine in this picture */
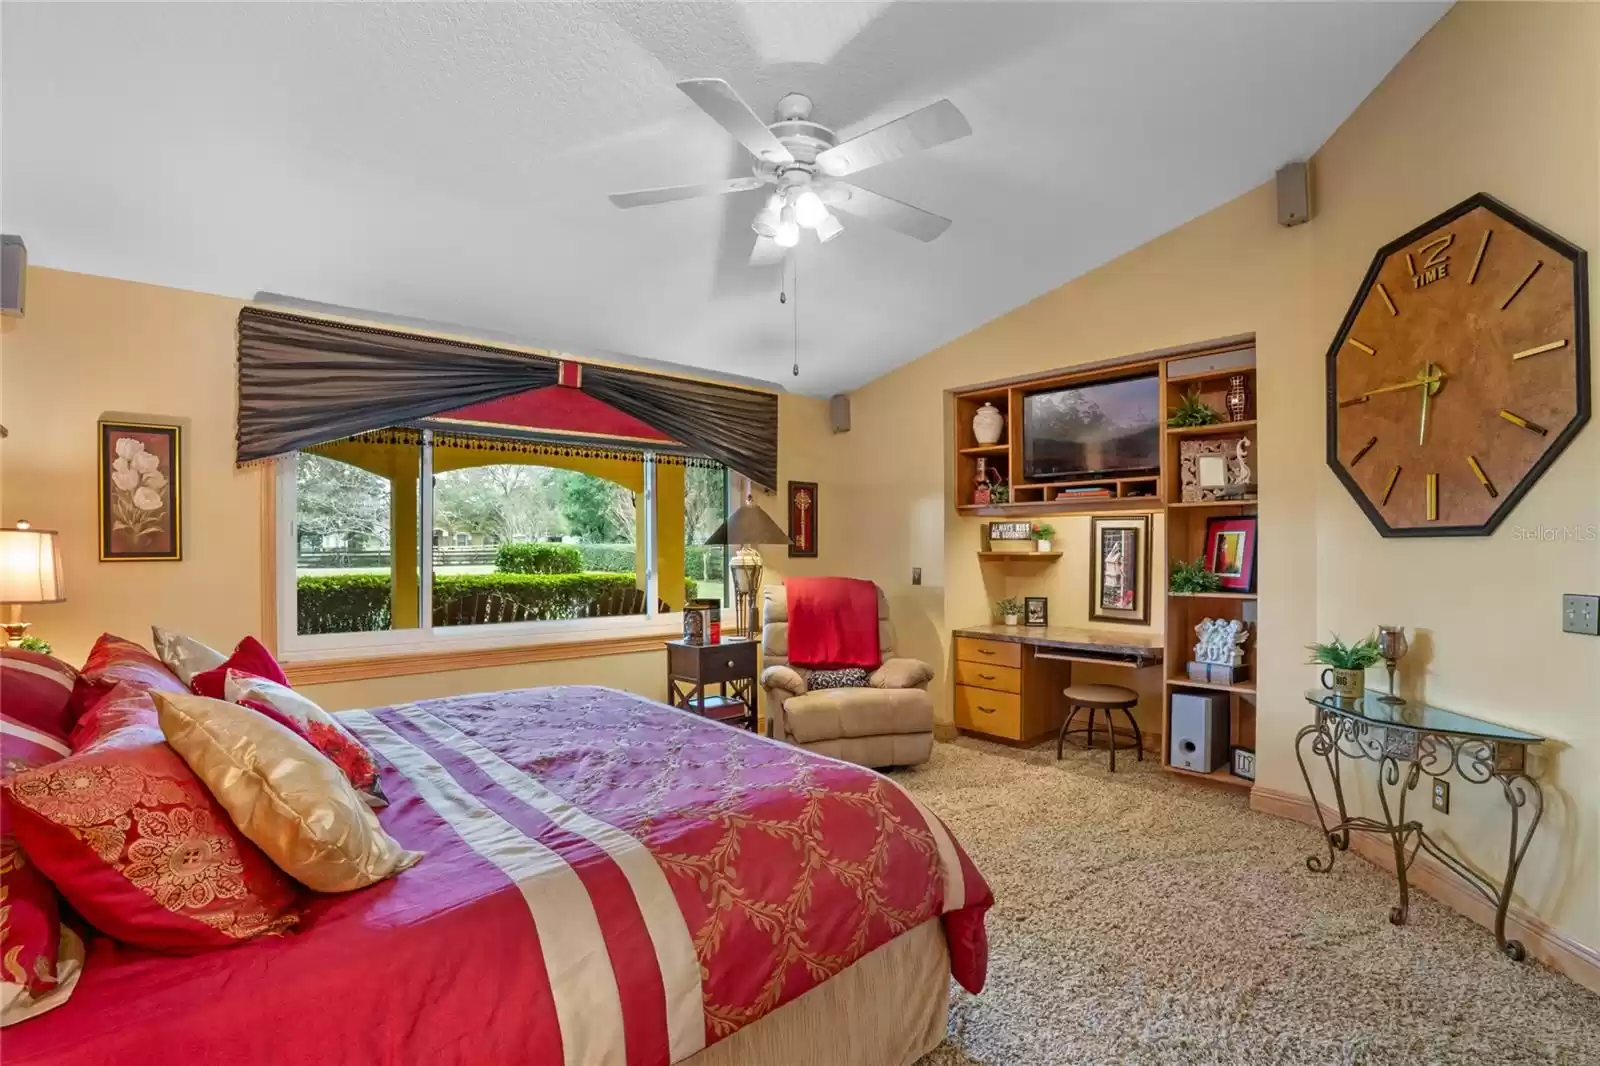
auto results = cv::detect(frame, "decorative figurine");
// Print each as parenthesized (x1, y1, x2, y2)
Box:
(973, 464, 991, 506)
(1194, 617, 1250, 666)
(1225, 375, 1249, 422)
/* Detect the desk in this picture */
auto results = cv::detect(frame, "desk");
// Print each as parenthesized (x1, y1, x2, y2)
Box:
(1296, 690, 1546, 961)
(951, 626, 1164, 742)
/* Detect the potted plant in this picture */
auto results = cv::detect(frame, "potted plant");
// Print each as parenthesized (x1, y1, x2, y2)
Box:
(1169, 557, 1223, 594)
(1167, 387, 1222, 428)
(990, 479, 1010, 505)
(1031, 523, 1055, 553)
(1305, 632, 1383, 700)
(997, 597, 1023, 627)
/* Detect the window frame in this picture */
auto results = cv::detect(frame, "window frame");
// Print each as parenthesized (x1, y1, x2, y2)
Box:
(274, 441, 710, 663)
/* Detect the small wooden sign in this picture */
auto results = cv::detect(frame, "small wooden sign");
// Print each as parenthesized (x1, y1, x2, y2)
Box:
(986, 521, 1034, 553)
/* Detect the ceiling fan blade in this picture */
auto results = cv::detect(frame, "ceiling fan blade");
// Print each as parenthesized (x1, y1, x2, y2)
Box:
(831, 185, 951, 242)
(609, 176, 765, 209)
(815, 99, 971, 177)
(677, 78, 794, 165)
(748, 235, 787, 267)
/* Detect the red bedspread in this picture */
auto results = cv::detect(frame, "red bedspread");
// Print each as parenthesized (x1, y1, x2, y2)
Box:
(6, 686, 991, 1066)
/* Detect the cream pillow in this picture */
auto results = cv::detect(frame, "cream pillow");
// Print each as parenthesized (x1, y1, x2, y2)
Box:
(150, 625, 227, 686)
(154, 692, 421, 893)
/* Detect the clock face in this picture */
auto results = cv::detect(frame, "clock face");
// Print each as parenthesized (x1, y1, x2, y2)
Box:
(1327, 193, 1589, 536)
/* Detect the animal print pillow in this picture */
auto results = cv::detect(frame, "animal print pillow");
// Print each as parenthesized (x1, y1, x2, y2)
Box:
(806, 668, 870, 690)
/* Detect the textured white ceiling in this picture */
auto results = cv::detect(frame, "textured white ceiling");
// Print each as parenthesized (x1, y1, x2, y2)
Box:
(1, 2, 1446, 395)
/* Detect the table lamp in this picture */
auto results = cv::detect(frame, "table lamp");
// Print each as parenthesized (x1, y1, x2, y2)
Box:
(0, 521, 65, 646)
(705, 493, 790, 638)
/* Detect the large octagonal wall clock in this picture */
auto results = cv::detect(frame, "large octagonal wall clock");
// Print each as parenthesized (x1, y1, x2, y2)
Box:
(1326, 192, 1589, 537)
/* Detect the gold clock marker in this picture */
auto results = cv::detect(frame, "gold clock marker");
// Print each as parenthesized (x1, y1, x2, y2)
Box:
(1345, 337, 1376, 355)
(1467, 456, 1498, 498)
(1339, 396, 1369, 409)
(1498, 409, 1549, 436)
(1501, 261, 1542, 310)
(1351, 436, 1378, 466)
(1381, 465, 1402, 506)
(1375, 284, 1398, 316)
(1511, 339, 1567, 361)
(1425, 473, 1439, 521)
(1467, 229, 1491, 284)
(1405, 252, 1416, 277)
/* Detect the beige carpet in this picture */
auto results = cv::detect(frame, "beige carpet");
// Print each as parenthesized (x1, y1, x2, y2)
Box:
(893, 737, 1600, 1066)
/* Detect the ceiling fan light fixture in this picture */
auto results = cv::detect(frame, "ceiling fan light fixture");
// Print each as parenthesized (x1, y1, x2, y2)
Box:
(791, 188, 828, 229)
(814, 212, 843, 243)
(774, 206, 800, 248)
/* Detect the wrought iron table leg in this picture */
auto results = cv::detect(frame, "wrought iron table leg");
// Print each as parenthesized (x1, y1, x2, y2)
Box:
(1295, 719, 1350, 873)
(1374, 756, 1424, 926)
(1494, 774, 1544, 961)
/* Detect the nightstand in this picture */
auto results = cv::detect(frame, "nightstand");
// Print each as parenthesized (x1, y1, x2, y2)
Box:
(666, 638, 759, 731)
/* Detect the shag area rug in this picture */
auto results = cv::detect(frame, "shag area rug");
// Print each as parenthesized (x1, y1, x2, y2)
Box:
(895, 737, 1600, 1066)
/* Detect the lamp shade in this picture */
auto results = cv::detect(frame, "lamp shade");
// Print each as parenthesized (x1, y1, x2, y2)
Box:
(705, 503, 790, 549)
(0, 525, 65, 604)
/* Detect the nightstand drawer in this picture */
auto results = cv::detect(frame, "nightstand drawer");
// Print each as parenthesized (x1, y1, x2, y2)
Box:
(954, 637, 1021, 669)
(954, 685, 1024, 740)
(955, 660, 1021, 694)
(670, 639, 758, 683)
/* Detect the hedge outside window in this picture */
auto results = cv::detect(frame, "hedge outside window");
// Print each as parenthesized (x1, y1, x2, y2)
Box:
(283, 434, 727, 651)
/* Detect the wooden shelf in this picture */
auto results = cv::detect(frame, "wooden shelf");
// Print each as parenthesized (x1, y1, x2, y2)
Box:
(1165, 675, 1256, 695)
(1168, 591, 1258, 600)
(1165, 420, 1256, 437)
(1165, 365, 1256, 386)
(977, 551, 1061, 561)
(1166, 498, 1258, 510)
(1165, 764, 1253, 791)
(958, 498, 1156, 518)
(959, 444, 1010, 456)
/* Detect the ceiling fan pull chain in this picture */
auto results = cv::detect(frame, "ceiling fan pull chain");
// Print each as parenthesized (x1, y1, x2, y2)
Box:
(792, 254, 800, 378)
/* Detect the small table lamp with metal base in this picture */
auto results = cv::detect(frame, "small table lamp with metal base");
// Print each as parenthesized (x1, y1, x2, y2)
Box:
(704, 493, 791, 638)
(0, 521, 66, 647)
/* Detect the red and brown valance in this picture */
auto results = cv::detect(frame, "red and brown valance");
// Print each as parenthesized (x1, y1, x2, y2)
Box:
(237, 307, 778, 487)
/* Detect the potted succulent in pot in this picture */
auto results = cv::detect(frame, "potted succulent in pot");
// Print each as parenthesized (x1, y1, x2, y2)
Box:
(1306, 632, 1383, 700)
(1031, 523, 1056, 553)
(997, 597, 1023, 627)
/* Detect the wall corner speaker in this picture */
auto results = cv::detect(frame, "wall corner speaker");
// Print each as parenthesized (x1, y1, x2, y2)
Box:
(1, 235, 24, 317)
(828, 393, 851, 434)
(1169, 692, 1230, 773)
(1275, 162, 1312, 227)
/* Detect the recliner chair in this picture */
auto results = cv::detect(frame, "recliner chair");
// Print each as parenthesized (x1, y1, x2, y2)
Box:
(758, 584, 935, 768)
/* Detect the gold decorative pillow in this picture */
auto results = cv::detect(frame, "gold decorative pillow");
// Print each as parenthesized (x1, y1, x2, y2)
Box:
(153, 692, 421, 893)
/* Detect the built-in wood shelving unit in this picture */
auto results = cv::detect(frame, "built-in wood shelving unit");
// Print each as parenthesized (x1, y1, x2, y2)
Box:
(976, 551, 1062, 561)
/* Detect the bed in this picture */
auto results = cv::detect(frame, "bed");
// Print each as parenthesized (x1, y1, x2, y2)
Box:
(6, 685, 991, 1066)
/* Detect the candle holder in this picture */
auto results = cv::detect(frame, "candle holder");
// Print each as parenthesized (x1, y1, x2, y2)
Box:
(1376, 625, 1408, 705)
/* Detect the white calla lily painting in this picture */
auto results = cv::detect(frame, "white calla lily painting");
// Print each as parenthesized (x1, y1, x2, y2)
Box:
(99, 421, 182, 560)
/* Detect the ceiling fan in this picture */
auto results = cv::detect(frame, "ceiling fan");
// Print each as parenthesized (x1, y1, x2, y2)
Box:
(608, 79, 971, 265)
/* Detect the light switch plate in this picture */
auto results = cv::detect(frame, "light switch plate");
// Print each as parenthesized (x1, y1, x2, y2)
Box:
(1562, 593, 1599, 636)
(1432, 779, 1450, 814)
(911, 567, 922, 586)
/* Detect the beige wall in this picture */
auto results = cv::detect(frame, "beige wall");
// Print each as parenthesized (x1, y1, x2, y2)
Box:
(827, 2, 1598, 950)
(0, 268, 837, 709)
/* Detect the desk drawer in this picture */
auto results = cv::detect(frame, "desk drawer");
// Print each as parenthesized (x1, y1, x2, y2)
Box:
(954, 685, 1024, 740)
(954, 637, 1021, 669)
(954, 660, 1021, 694)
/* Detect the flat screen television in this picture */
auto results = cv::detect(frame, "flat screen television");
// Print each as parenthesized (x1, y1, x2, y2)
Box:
(1021, 373, 1162, 482)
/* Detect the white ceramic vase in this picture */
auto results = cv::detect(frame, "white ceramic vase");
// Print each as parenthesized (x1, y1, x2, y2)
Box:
(1035, 539, 1052, 553)
(972, 403, 1004, 445)
(1003, 614, 1020, 627)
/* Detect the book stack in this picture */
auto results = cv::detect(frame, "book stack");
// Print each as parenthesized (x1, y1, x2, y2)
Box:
(1054, 486, 1113, 501)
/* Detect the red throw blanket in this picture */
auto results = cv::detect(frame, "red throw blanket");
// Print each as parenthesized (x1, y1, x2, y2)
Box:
(786, 577, 883, 669)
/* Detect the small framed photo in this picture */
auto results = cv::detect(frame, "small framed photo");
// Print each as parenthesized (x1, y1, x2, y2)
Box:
(1231, 747, 1256, 781)
(1204, 514, 1258, 593)
(1089, 513, 1152, 625)
(98, 419, 182, 561)
(1023, 596, 1048, 627)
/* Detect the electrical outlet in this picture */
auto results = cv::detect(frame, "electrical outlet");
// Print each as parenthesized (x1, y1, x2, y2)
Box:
(911, 567, 922, 586)
(1562, 593, 1600, 636)
(1432, 779, 1450, 814)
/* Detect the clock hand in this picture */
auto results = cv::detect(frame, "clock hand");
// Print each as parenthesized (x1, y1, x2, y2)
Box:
(1418, 361, 1443, 445)
(1361, 370, 1447, 399)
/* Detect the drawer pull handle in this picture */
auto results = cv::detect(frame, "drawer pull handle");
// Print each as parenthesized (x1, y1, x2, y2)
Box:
(977, 705, 997, 714)
(978, 673, 997, 680)
(726, 660, 735, 668)
(977, 648, 996, 656)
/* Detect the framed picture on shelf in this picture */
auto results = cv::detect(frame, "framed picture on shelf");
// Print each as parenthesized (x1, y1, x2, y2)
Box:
(98, 418, 182, 562)
(1089, 513, 1152, 625)
(1231, 747, 1256, 781)
(1204, 514, 1258, 593)
(1023, 596, 1048, 627)
(787, 481, 817, 558)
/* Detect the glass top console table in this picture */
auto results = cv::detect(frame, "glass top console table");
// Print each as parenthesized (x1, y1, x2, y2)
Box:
(1297, 689, 1546, 961)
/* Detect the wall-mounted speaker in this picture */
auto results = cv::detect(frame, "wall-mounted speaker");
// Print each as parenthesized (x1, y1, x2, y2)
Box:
(829, 394, 851, 433)
(1276, 161, 1312, 227)
(1169, 692, 1230, 773)
(1, 236, 25, 317)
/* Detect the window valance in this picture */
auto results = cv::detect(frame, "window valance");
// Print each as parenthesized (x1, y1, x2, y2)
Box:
(237, 307, 779, 487)
(313, 427, 725, 470)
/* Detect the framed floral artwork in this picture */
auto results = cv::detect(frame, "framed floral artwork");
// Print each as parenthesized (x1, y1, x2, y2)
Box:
(99, 419, 182, 561)
(1089, 514, 1152, 625)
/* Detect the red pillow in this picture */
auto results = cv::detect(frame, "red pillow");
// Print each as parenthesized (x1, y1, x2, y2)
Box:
(189, 637, 287, 700)
(0, 648, 79, 741)
(3, 684, 301, 953)
(1, 701, 81, 1023)
(71, 633, 187, 724)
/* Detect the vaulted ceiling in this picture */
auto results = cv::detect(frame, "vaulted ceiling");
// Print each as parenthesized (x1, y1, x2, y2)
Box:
(1, 2, 1446, 394)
